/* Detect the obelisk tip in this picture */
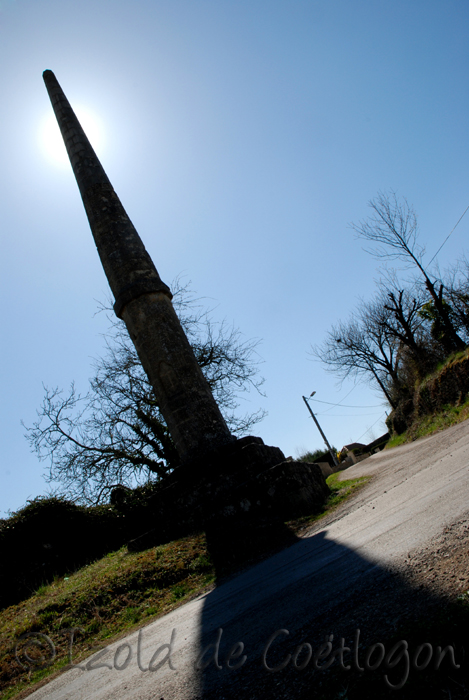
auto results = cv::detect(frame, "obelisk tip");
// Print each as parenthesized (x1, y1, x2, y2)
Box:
(42, 69, 56, 83)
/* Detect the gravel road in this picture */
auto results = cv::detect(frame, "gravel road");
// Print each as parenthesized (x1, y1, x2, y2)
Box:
(26, 420, 469, 699)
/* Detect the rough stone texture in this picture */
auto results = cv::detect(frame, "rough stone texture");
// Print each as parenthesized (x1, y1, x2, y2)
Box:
(255, 460, 330, 520)
(127, 438, 330, 552)
(42, 69, 233, 463)
(120, 293, 235, 462)
(42, 71, 331, 547)
(135, 437, 289, 537)
(315, 461, 333, 478)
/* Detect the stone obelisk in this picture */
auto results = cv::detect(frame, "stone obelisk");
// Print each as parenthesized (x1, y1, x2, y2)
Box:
(43, 70, 233, 464)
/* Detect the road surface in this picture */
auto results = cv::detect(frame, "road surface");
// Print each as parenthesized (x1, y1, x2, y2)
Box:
(26, 419, 469, 698)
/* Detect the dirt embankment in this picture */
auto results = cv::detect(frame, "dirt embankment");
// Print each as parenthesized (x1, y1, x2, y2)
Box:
(388, 350, 469, 435)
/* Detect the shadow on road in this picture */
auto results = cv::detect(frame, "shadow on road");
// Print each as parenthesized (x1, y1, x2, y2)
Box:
(194, 528, 468, 699)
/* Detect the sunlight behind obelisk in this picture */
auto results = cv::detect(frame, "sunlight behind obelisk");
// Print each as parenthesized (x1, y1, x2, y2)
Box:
(39, 107, 105, 167)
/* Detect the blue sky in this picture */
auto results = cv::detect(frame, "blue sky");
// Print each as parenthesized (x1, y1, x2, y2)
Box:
(1, 0, 468, 516)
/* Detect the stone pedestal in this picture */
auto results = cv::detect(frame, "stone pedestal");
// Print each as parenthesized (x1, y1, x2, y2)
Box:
(128, 437, 330, 553)
(43, 71, 331, 562)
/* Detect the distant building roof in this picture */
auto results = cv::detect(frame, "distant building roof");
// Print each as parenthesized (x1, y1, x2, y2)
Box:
(364, 433, 390, 452)
(342, 442, 366, 452)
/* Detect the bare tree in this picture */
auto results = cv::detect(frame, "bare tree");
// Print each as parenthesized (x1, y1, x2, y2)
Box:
(310, 275, 443, 408)
(374, 279, 442, 379)
(310, 299, 401, 408)
(24, 282, 266, 504)
(439, 257, 469, 343)
(351, 191, 466, 354)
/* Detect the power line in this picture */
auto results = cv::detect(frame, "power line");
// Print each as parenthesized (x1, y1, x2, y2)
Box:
(428, 203, 469, 266)
(318, 386, 357, 415)
(355, 412, 387, 442)
(311, 398, 383, 408)
(315, 411, 383, 417)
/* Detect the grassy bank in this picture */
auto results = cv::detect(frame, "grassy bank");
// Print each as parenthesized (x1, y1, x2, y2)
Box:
(0, 472, 368, 700)
(387, 395, 469, 448)
(387, 348, 469, 445)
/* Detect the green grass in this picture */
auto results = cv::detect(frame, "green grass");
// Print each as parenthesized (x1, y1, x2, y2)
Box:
(386, 395, 469, 448)
(287, 473, 370, 530)
(0, 472, 369, 700)
(386, 432, 409, 449)
(385, 347, 469, 449)
(426, 348, 469, 379)
(0, 534, 215, 700)
(321, 472, 370, 514)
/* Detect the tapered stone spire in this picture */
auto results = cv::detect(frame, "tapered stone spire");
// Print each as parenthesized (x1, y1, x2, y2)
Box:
(43, 70, 233, 463)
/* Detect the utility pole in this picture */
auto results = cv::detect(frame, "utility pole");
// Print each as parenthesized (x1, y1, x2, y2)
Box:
(302, 392, 339, 467)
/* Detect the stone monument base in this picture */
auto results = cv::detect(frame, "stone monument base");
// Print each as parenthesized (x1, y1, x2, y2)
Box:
(127, 436, 330, 553)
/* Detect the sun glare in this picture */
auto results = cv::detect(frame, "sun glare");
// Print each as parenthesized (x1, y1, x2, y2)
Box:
(39, 107, 105, 167)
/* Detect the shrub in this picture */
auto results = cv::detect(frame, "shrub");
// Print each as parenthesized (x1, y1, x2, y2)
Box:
(0, 490, 161, 610)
